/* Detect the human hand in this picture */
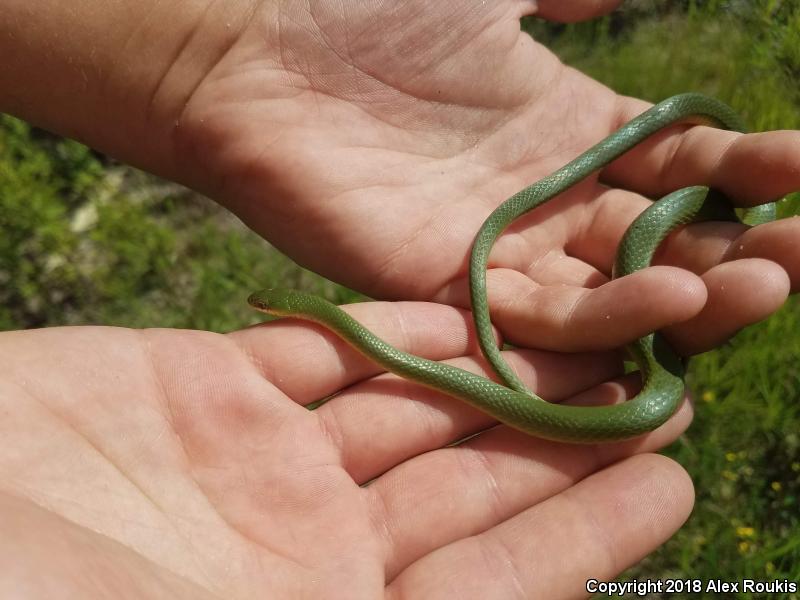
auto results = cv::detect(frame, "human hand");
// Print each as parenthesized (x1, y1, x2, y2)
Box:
(0, 301, 693, 598)
(169, 0, 798, 357)
(2, 0, 798, 358)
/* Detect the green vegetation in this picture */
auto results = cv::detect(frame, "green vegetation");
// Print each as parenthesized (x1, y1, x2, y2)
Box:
(0, 117, 358, 331)
(2, 1, 799, 595)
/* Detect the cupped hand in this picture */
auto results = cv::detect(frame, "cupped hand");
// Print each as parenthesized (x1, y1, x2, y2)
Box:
(0, 301, 693, 598)
(169, 0, 799, 357)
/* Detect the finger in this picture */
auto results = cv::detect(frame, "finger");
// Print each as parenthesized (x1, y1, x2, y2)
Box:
(666, 258, 790, 355)
(230, 302, 488, 405)
(653, 218, 800, 293)
(320, 348, 623, 483)
(532, 0, 623, 23)
(605, 96, 800, 205)
(367, 373, 693, 578)
(439, 266, 707, 351)
(721, 218, 800, 293)
(523, 251, 607, 288)
(385, 454, 693, 598)
(551, 185, 800, 293)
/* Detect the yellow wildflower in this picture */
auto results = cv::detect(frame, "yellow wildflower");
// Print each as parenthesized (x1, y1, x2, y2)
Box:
(736, 526, 755, 538)
(738, 541, 750, 553)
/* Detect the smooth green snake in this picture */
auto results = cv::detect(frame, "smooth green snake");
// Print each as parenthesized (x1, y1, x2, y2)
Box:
(248, 93, 778, 443)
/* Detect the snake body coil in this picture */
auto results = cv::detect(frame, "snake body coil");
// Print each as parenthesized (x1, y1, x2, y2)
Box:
(249, 94, 777, 443)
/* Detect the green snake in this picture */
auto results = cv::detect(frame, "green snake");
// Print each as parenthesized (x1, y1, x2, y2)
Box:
(248, 93, 777, 443)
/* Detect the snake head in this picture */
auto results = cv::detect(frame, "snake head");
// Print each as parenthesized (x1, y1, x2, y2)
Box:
(247, 288, 299, 315)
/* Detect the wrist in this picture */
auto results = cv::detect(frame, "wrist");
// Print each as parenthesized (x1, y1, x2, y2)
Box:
(0, 0, 258, 183)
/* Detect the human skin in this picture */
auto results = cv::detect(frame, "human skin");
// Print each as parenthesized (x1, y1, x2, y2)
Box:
(0, 302, 695, 598)
(0, 0, 797, 356)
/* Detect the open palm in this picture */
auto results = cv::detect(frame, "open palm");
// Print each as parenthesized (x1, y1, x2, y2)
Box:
(0, 302, 693, 598)
(172, 0, 799, 356)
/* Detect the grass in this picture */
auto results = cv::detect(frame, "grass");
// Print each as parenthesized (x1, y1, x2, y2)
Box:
(2, 2, 799, 596)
